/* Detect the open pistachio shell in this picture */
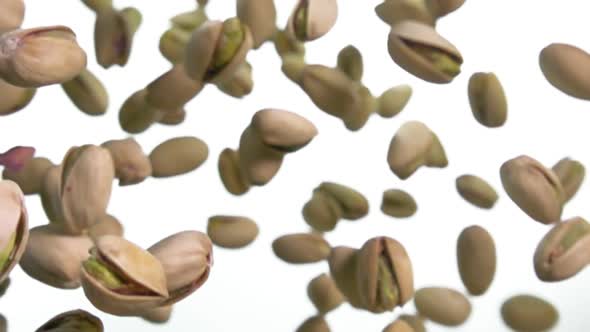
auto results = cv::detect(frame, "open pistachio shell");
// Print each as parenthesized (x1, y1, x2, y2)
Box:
(0, 78, 36, 115)
(237, 0, 277, 48)
(102, 138, 152, 186)
(35, 309, 103, 332)
(2, 156, 53, 195)
(287, 0, 338, 42)
(328, 246, 364, 308)
(375, 0, 435, 26)
(0, 180, 28, 283)
(146, 64, 204, 111)
(251, 109, 318, 152)
(94, 7, 141, 68)
(61, 68, 108, 116)
(0, 0, 25, 32)
(238, 127, 284, 185)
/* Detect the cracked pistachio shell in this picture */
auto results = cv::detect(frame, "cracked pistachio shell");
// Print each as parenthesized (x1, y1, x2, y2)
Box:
(539, 43, 590, 100)
(399, 314, 426, 332)
(149, 136, 208, 178)
(307, 273, 344, 314)
(60, 145, 114, 235)
(102, 138, 152, 186)
(87, 214, 124, 242)
(81, 236, 169, 316)
(381, 189, 417, 218)
(316, 182, 368, 220)
(388, 21, 462, 84)
(414, 287, 471, 326)
(207, 215, 259, 249)
(287, 0, 338, 42)
(118, 89, 160, 134)
(61, 68, 108, 116)
(303, 190, 343, 232)
(272, 233, 331, 264)
(237, 127, 284, 185)
(2, 156, 53, 195)
(148, 231, 212, 305)
(218, 148, 250, 195)
(40, 165, 65, 224)
(0, 78, 35, 115)
(552, 157, 585, 203)
(376, 85, 412, 118)
(375, 0, 434, 26)
(428, 0, 466, 18)
(0, 180, 28, 283)
(328, 246, 363, 308)
(455, 174, 498, 209)
(81, 0, 113, 13)
(141, 305, 173, 324)
(356, 237, 414, 313)
(36, 309, 103, 332)
(501, 295, 558, 332)
(500, 155, 564, 224)
(251, 109, 318, 152)
(19, 224, 92, 289)
(159, 27, 192, 64)
(237, 0, 277, 48)
(0, 26, 87, 87)
(94, 7, 141, 68)
(457, 225, 496, 295)
(468, 72, 507, 127)
(216, 61, 253, 98)
(337, 45, 363, 81)
(296, 316, 330, 332)
(273, 29, 305, 58)
(0, 0, 24, 32)
(383, 319, 414, 332)
(146, 64, 204, 111)
(170, 8, 208, 31)
(157, 108, 186, 126)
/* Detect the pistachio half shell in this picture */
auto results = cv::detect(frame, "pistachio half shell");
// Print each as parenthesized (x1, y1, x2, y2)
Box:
(118, 89, 160, 134)
(316, 182, 368, 220)
(455, 174, 498, 209)
(328, 246, 363, 308)
(307, 273, 344, 314)
(382, 319, 414, 332)
(381, 189, 417, 218)
(296, 315, 330, 332)
(0, 180, 28, 283)
(251, 108, 318, 152)
(146, 64, 204, 111)
(218, 148, 250, 195)
(467, 72, 507, 127)
(375, 0, 434, 26)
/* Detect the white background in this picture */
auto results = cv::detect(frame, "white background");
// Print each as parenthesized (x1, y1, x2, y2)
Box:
(1, 0, 589, 331)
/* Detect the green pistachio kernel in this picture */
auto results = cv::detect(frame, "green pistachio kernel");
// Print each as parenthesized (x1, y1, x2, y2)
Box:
(211, 18, 245, 71)
(0, 232, 16, 270)
(83, 256, 124, 289)
(377, 256, 399, 308)
(410, 43, 461, 77)
(294, 5, 308, 40)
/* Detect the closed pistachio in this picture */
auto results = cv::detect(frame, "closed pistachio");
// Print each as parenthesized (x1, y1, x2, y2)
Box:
(457, 225, 496, 295)
(94, 7, 142, 68)
(328, 246, 363, 308)
(388, 21, 462, 84)
(316, 182, 368, 220)
(337, 45, 363, 81)
(149, 136, 208, 178)
(207, 215, 259, 249)
(237, 127, 284, 185)
(375, 0, 434, 26)
(170, 8, 208, 31)
(399, 314, 426, 332)
(236, 0, 277, 48)
(0, 78, 35, 115)
(296, 316, 330, 332)
(273, 29, 305, 58)
(159, 27, 192, 64)
(468, 72, 507, 127)
(118, 89, 161, 134)
(428, 0, 466, 18)
(0, 26, 87, 87)
(81, 0, 112, 13)
(35, 309, 103, 332)
(539, 43, 590, 100)
(40, 165, 65, 224)
(500, 155, 564, 224)
(146, 64, 204, 111)
(102, 138, 152, 186)
(87, 214, 124, 242)
(216, 61, 254, 98)
(0, 180, 28, 283)
(141, 305, 173, 324)
(552, 157, 585, 203)
(414, 287, 471, 326)
(381, 189, 417, 218)
(251, 108, 318, 152)
(272, 233, 331, 264)
(382, 319, 414, 332)
(287, 0, 338, 42)
(0, 0, 25, 32)
(307, 273, 344, 314)
(303, 190, 343, 232)
(218, 148, 250, 195)
(376, 85, 412, 118)
(501, 295, 558, 332)
(157, 108, 186, 126)
(455, 174, 498, 209)
(61, 68, 108, 116)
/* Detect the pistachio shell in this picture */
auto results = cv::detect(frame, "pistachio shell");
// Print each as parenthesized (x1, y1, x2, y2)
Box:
(218, 148, 250, 195)
(337, 45, 363, 81)
(287, 0, 338, 42)
(2, 156, 53, 195)
(302, 190, 342, 232)
(61, 68, 108, 116)
(307, 273, 344, 314)
(0, 277, 10, 297)
(87, 214, 124, 242)
(414, 287, 471, 326)
(539, 43, 590, 100)
(40, 165, 65, 224)
(146, 64, 204, 111)
(170, 9, 208, 31)
(296, 316, 330, 332)
(35, 309, 103, 332)
(281, 53, 306, 84)
(0, 314, 5, 332)
(382, 319, 414, 332)
(501, 295, 558, 332)
(0, 0, 25, 32)
(118, 89, 160, 134)
(272, 233, 331, 264)
(468, 72, 507, 127)
(552, 157, 585, 203)
(375, 0, 434, 26)
(81, 0, 112, 13)
(251, 109, 318, 152)
(215, 61, 253, 98)
(273, 29, 305, 58)
(101, 138, 152, 186)
(157, 108, 186, 126)
(159, 27, 192, 64)
(399, 314, 426, 332)
(376, 85, 412, 118)
(455, 174, 498, 209)
(237, 127, 284, 185)
(381, 189, 417, 218)
(429, 0, 466, 18)
(0, 180, 28, 283)
(457, 225, 496, 295)
(94, 7, 141, 68)
(236, 0, 277, 48)
(141, 305, 173, 324)
(0, 78, 36, 115)
(316, 182, 368, 220)
(149, 136, 209, 178)
(207, 215, 259, 249)
(328, 246, 363, 308)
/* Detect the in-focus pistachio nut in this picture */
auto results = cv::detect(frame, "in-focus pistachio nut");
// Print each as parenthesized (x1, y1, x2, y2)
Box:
(149, 136, 208, 178)
(457, 225, 496, 295)
(428, 0, 466, 18)
(467, 72, 507, 127)
(388, 21, 462, 84)
(35, 309, 103, 332)
(218, 148, 250, 195)
(148, 231, 212, 305)
(382, 319, 413, 332)
(0, 0, 25, 32)
(0, 26, 87, 87)
(236, 0, 277, 48)
(61, 68, 108, 116)
(287, 0, 338, 42)
(337, 45, 363, 81)
(0, 145, 35, 171)
(159, 27, 192, 64)
(501, 294, 558, 332)
(87, 214, 124, 242)
(141, 305, 173, 324)
(414, 287, 471, 326)
(118, 89, 160, 134)
(376, 85, 412, 118)
(146, 64, 204, 111)
(500, 155, 564, 224)
(0, 180, 28, 283)
(0, 78, 36, 115)
(80, 235, 169, 316)
(455, 174, 498, 209)
(237, 127, 284, 186)
(296, 316, 330, 332)
(272, 233, 331, 264)
(399, 314, 426, 332)
(307, 273, 344, 314)
(207, 215, 258, 249)
(315, 182, 368, 220)
(102, 137, 152, 186)
(381, 189, 417, 218)
(251, 108, 318, 152)
(328, 246, 363, 308)
(552, 157, 585, 203)
(216, 61, 254, 98)
(375, 0, 435, 27)
(539, 43, 590, 100)
(94, 7, 142, 68)
(302, 190, 343, 232)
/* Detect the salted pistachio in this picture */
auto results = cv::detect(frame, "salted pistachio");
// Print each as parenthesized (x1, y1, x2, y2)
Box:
(61, 68, 108, 116)
(375, 0, 435, 26)
(118, 89, 161, 134)
(428, 0, 466, 18)
(236, 0, 277, 48)
(251, 108, 318, 152)
(0, 180, 28, 283)
(539, 43, 590, 100)
(272, 233, 331, 264)
(328, 246, 364, 308)
(337, 45, 363, 81)
(141, 305, 173, 324)
(40, 165, 65, 224)
(81, 236, 169, 316)
(273, 29, 305, 58)
(157, 108, 186, 126)
(0, 146, 34, 172)
(81, 0, 113, 13)
(149, 136, 208, 178)
(281, 53, 307, 83)
(399, 314, 426, 332)
(94, 7, 141, 68)
(148, 231, 212, 305)
(207, 215, 258, 249)
(501, 295, 558, 332)
(159, 27, 192, 64)
(0, 26, 87, 87)
(35, 309, 103, 332)
(102, 137, 152, 186)
(146, 64, 204, 111)
(0, 0, 25, 32)
(19, 224, 92, 289)
(0, 277, 9, 297)
(455, 174, 498, 209)
(500, 155, 564, 224)
(382, 319, 414, 332)
(87, 214, 124, 242)
(376, 85, 412, 118)
(296, 316, 330, 332)
(287, 0, 338, 42)
(237, 127, 285, 185)
(185, 18, 253, 84)
(307, 273, 344, 314)
(388, 21, 462, 84)
(303, 190, 343, 232)
(381, 189, 417, 218)
(170, 8, 208, 31)
(216, 61, 254, 98)
(218, 148, 250, 195)
(457, 225, 496, 295)
(316, 182, 368, 220)
(414, 287, 471, 326)
(552, 157, 585, 203)
(0, 78, 35, 115)
(60, 145, 114, 235)
(468, 72, 507, 127)
(356, 236, 414, 313)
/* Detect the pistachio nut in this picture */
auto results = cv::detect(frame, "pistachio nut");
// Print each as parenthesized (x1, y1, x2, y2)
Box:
(197, 0, 209, 6)
(376, 85, 412, 118)
(539, 43, 590, 100)
(0, 314, 5, 332)
(414, 287, 471, 326)
(388, 21, 462, 83)
(273, 29, 305, 58)
(87, 214, 124, 242)
(281, 53, 306, 84)
(337, 45, 363, 81)
(170, 8, 208, 31)
(0, 26, 87, 87)
(19, 224, 93, 289)
(356, 236, 414, 313)
(35, 309, 103, 332)
(0, 77, 35, 115)
(398, 314, 426, 332)
(146, 64, 204, 111)
(287, 0, 338, 42)
(157, 108, 186, 126)
(81, 0, 113, 13)
(307, 273, 344, 314)
(40, 165, 65, 224)
(296, 316, 330, 332)
(101, 137, 152, 186)
(0, 277, 10, 297)
(328, 246, 364, 308)
(315, 182, 368, 220)
(272, 233, 331, 264)
(118, 89, 160, 134)
(0, 0, 25, 32)
(216, 61, 254, 98)
(552, 157, 585, 203)
(236, 0, 277, 48)
(148, 231, 212, 305)
(302, 190, 343, 232)
(455, 174, 498, 209)
(207, 215, 259, 249)
(80, 236, 169, 316)
(467, 72, 507, 127)
(500, 155, 564, 224)
(0, 180, 28, 283)
(0, 145, 34, 172)
(428, 0, 466, 18)
(251, 108, 318, 152)
(375, 0, 435, 27)
(382, 319, 413, 332)
(149, 136, 209, 178)
(237, 127, 285, 185)
(159, 27, 192, 64)
(457, 225, 496, 295)
(381, 189, 417, 218)
(141, 305, 173, 324)
(218, 148, 250, 195)
(94, 7, 142, 68)
(501, 294, 558, 332)
(61, 68, 108, 116)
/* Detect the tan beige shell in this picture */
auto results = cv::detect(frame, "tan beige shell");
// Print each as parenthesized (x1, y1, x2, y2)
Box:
(307, 273, 344, 314)
(414, 287, 471, 326)
(236, 0, 277, 48)
(303, 190, 342, 232)
(316, 182, 368, 220)
(87, 214, 124, 242)
(429, 0, 466, 18)
(218, 148, 250, 195)
(146, 64, 204, 111)
(383, 319, 414, 332)
(328, 246, 363, 308)
(207, 215, 259, 249)
(238, 127, 284, 185)
(287, 0, 338, 41)
(141, 305, 173, 324)
(0, 0, 25, 32)
(35, 309, 104, 332)
(272, 233, 331, 264)
(375, 0, 435, 26)
(296, 316, 330, 332)
(251, 109, 318, 151)
(539, 43, 590, 100)
(101, 138, 152, 186)
(149, 136, 209, 178)
(467, 72, 507, 128)
(157, 108, 187, 126)
(501, 294, 559, 332)
(118, 89, 161, 134)
(552, 157, 585, 203)
(2, 156, 53, 195)
(40, 165, 65, 224)
(456, 225, 496, 295)
(387, 121, 434, 179)
(0, 180, 28, 283)
(61, 68, 109, 116)
(94, 7, 141, 68)
(455, 174, 499, 209)
(0, 78, 36, 115)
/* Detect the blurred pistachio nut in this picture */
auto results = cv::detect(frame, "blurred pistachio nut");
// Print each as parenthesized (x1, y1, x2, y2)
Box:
(118, 89, 160, 134)
(301, 65, 358, 119)
(159, 27, 192, 64)
(303, 190, 342, 232)
(552, 157, 585, 203)
(149, 136, 208, 178)
(94, 7, 142, 68)
(273, 29, 305, 58)
(381, 189, 417, 218)
(148, 231, 212, 305)
(414, 287, 471, 326)
(356, 236, 414, 313)
(455, 174, 498, 209)
(19, 224, 92, 289)
(376, 85, 412, 118)
(141, 305, 173, 324)
(0, 78, 35, 115)
(236, 0, 277, 48)
(146, 65, 204, 111)
(157, 108, 186, 126)
(468, 72, 507, 127)
(88, 214, 124, 242)
(287, 0, 338, 42)
(0, 0, 24, 32)
(170, 9, 208, 31)
(342, 84, 375, 131)
(40, 165, 65, 224)
(383, 319, 414, 332)
(428, 0, 466, 18)
(539, 43, 590, 100)
(35, 309, 103, 332)
(296, 316, 330, 332)
(272, 233, 331, 264)
(375, 0, 434, 26)
(251, 108, 318, 152)
(2, 156, 53, 195)
(501, 295, 558, 332)
(457, 225, 496, 295)
(337, 45, 363, 81)
(81, 0, 113, 13)
(0, 277, 9, 297)
(81, 236, 168, 316)
(207, 215, 259, 249)
(0, 26, 87, 87)
(328, 246, 363, 308)
(216, 61, 253, 98)
(0, 314, 5, 332)
(500, 155, 564, 224)
(237, 127, 284, 185)
(316, 182, 368, 220)
(399, 314, 426, 332)
(102, 138, 152, 186)
(0, 180, 28, 283)
(281, 53, 306, 84)
(61, 69, 108, 116)
(388, 21, 462, 83)
(307, 273, 344, 314)
(218, 148, 250, 195)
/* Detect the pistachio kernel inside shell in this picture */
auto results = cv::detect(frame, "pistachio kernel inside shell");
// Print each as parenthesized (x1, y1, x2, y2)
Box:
(208, 18, 245, 78)
(294, 1, 309, 40)
(377, 255, 399, 309)
(403, 39, 461, 77)
(0, 231, 16, 270)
